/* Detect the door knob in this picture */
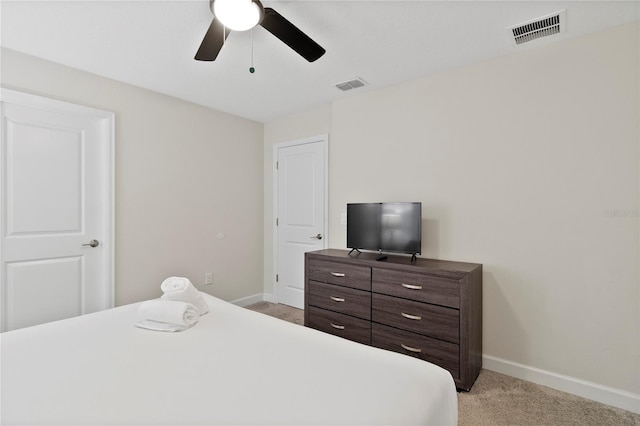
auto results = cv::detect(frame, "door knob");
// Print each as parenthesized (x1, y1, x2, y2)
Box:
(310, 234, 323, 240)
(82, 239, 100, 248)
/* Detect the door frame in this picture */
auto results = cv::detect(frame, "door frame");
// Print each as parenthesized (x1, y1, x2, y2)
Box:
(0, 88, 116, 316)
(272, 134, 328, 304)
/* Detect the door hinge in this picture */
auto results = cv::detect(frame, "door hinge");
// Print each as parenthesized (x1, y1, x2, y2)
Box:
(276, 161, 279, 170)
(276, 274, 279, 282)
(276, 218, 278, 226)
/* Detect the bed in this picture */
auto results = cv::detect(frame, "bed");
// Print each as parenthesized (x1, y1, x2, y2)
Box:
(1, 293, 457, 425)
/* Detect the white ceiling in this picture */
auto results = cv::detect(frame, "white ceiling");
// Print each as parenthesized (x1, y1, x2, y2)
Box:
(1, 1, 638, 123)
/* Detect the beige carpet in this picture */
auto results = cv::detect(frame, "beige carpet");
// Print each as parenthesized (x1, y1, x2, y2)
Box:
(457, 369, 639, 426)
(245, 301, 305, 325)
(246, 301, 640, 426)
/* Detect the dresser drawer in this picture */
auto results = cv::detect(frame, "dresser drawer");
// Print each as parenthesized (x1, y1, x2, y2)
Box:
(308, 259, 371, 291)
(307, 306, 371, 345)
(372, 323, 460, 380)
(372, 293, 459, 343)
(308, 281, 371, 320)
(372, 269, 459, 308)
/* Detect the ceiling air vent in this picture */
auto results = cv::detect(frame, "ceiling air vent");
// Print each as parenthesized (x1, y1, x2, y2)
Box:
(508, 10, 566, 45)
(334, 77, 368, 92)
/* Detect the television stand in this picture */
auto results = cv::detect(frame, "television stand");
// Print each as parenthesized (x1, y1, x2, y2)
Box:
(348, 248, 361, 256)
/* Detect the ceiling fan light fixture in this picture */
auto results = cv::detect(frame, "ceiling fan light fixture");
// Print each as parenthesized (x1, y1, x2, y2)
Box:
(213, 0, 264, 32)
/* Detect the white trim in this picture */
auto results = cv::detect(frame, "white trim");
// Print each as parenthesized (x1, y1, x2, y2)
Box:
(106, 106, 116, 309)
(230, 293, 276, 306)
(483, 355, 640, 414)
(1, 88, 113, 119)
(272, 134, 329, 304)
(230, 293, 266, 307)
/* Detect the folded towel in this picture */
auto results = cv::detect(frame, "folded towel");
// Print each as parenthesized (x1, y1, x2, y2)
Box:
(160, 276, 209, 316)
(135, 300, 199, 332)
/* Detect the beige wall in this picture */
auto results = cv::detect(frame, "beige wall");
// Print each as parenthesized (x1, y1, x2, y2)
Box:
(2, 18, 637, 401)
(266, 22, 639, 396)
(1, 47, 265, 305)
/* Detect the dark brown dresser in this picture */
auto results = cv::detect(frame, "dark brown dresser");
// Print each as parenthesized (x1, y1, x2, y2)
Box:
(304, 248, 482, 391)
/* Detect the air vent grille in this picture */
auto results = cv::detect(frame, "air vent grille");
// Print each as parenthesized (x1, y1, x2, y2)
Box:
(509, 10, 566, 45)
(334, 77, 367, 92)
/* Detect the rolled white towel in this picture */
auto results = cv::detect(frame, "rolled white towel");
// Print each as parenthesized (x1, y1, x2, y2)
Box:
(160, 276, 209, 316)
(135, 300, 199, 332)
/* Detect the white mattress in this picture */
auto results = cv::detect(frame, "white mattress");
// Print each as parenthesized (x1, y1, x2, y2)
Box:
(1, 294, 457, 425)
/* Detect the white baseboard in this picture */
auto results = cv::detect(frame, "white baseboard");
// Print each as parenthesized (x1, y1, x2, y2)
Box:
(483, 355, 640, 414)
(230, 293, 277, 306)
(229, 293, 265, 307)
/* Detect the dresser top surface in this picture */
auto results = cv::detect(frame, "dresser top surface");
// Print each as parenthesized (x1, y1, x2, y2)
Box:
(307, 249, 482, 275)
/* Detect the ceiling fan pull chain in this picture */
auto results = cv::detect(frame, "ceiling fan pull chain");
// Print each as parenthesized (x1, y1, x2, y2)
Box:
(249, 28, 256, 74)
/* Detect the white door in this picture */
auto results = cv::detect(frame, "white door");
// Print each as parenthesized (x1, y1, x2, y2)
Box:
(275, 135, 327, 309)
(0, 89, 114, 332)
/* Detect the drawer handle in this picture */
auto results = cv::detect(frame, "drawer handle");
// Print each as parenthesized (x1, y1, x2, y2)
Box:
(330, 296, 345, 302)
(401, 344, 422, 353)
(330, 272, 346, 277)
(401, 312, 422, 321)
(401, 283, 422, 290)
(330, 322, 345, 330)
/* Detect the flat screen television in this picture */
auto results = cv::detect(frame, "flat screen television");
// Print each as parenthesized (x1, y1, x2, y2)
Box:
(347, 202, 422, 261)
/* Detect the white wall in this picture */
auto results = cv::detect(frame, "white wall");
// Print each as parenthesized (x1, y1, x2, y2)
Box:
(1, 47, 265, 305)
(265, 22, 639, 403)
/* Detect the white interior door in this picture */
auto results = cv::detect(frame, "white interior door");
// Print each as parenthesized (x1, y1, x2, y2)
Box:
(1, 89, 114, 332)
(275, 135, 327, 309)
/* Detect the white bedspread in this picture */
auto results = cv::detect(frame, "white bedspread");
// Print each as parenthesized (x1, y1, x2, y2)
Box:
(1, 294, 457, 425)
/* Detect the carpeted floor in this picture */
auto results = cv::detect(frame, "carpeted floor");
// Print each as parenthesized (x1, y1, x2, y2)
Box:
(457, 369, 639, 426)
(246, 301, 640, 426)
(246, 301, 305, 325)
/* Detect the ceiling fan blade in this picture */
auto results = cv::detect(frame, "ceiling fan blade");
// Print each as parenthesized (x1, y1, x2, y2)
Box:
(260, 7, 326, 62)
(194, 17, 229, 61)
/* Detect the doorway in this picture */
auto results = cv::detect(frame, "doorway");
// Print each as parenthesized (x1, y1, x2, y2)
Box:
(274, 134, 328, 309)
(0, 89, 115, 331)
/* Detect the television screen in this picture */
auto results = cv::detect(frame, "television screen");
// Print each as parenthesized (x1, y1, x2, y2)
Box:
(347, 202, 422, 256)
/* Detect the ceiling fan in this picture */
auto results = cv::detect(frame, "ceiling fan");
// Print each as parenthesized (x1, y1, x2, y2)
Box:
(194, 0, 326, 62)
